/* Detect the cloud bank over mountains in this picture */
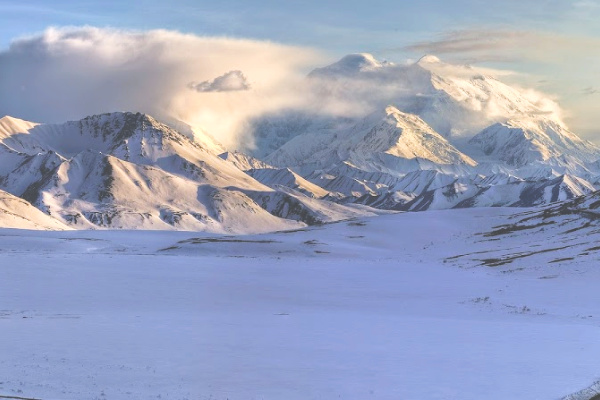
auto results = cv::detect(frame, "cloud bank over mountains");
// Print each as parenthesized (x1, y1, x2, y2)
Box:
(0, 27, 321, 148)
(0, 26, 589, 148)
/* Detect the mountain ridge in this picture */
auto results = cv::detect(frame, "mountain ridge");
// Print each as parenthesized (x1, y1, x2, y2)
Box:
(0, 111, 376, 231)
(1, 54, 600, 228)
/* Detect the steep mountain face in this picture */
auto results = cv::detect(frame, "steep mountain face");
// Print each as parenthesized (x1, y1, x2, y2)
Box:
(0, 112, 375, 231)
(353, 106, 476, 166)
(248, 53, 556, 172)
(1, 151, 65, 201)
(266, 105, 476, 174)
(249, 53, 591, 170)
(407, 56, 554, 138)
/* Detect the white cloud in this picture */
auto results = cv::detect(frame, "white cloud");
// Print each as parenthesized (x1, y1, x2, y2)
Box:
(189, 70, 251, 92)
(0, 26, 322, 148)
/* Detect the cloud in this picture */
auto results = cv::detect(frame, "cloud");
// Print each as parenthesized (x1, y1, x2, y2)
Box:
(582, 87, 599, 95)
(403, 29, 600, 66)
(573, 0, 600, 9)
(189, 70, 251, 92)
(0, 26, 589, 148)
(240, 53, 567, 146)
(405, 30, 526, 58)
(400, 28, 600, 140)
(0, 26, 322, 149)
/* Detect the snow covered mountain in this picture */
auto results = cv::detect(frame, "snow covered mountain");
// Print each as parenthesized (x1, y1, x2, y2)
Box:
(468, 118, 600, 176)
(0, 113, 264, 189)
(0, 113, 375, 231)
(353, 107, 476, 166)
(299, 53, 565, 139)
(241, 54, 600, 212)
(265, 105, 477, 176)
(399, 174, 596, 211)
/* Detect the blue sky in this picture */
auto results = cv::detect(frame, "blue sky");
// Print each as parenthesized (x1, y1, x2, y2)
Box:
(2, 0, 599, 54)
(1, 0, 600, 136)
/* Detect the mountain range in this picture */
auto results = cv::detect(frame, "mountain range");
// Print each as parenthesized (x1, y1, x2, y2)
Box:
(246, 54, 600, 211)
(1, 54, 600, 231)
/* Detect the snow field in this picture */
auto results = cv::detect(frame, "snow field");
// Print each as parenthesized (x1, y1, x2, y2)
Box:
(1, 208, 599, 399)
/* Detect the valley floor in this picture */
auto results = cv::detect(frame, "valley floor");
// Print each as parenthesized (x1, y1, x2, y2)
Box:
(1, 208, 599, 400)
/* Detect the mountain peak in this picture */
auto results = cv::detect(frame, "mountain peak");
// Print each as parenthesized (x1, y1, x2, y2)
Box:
(0, 115, 39, 137)
(384, 105, 412, 119)
(0, 115, 24, 123)
(339, 53, 382, 67)
(359, 106, 478, 167)
(417, 55, 441, 64)
(79, 111, 158, 126)
(308, 53, 383, 77)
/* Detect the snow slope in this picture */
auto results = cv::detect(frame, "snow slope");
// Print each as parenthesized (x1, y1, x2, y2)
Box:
(218, 150, 275, 171)
(247, 167, 330, 198)
(23, 150, 304, 232)
(1, 206, 600, 399)
(0, 189, 68, 230)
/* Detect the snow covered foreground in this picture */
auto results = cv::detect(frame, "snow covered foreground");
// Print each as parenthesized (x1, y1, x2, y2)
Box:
(1, 208, 599, 400)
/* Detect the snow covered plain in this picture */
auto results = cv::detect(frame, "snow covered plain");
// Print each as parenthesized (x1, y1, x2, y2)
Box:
(1, 207, 600, 400)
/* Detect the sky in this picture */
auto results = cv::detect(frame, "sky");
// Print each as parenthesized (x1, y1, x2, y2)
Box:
(0, 0, 599, 141)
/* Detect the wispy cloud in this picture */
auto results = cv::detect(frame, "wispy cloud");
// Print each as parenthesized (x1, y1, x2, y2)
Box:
(405, 30, 527, 58)
(403, 29, 600, 65)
